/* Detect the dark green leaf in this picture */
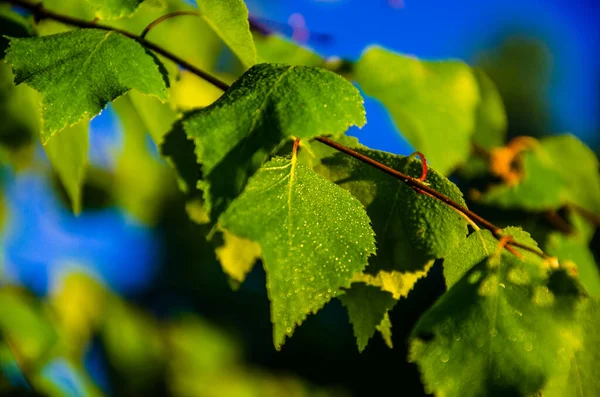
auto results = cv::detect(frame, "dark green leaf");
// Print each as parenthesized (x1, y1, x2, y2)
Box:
(411, 228, 584, 397)
(0, 6, 33, 59)
(543, 298, 600, 396)
(338, 283, 396, 352)
(316, 146, 468, 274)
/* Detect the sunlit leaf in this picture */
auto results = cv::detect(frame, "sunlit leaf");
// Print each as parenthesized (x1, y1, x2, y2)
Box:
(220, 157, 375, 349)
(353, 46, 479, 174)
(5, 29, 169, 141)
(215, 229, 261, 286)
(254, 34, 324, 67)
(194, 0, 256, 69)
(44, 121, 89, 214)
(85, 0, 147, 19)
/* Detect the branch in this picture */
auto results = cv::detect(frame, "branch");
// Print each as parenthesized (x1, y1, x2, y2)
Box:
(3, 0, 548, 260)
(4, 0, 230, 91)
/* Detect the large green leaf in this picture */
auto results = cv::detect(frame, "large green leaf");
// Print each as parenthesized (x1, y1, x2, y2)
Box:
(480, 135, 600, 214)
(195, 0, 256, 69)
(411, 228, 584, 397)
(353, 46, 479, 174)
(338, 283, 396, 352)
(543, 298, 600, 396)
(316, 146, 468, 274)
(44, 120, 89, 214)
(5, 29, 169, 141)
(220, 156, 375, 349)
(183, 63, 365, 221)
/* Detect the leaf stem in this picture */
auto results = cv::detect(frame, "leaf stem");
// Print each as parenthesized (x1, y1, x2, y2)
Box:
(140, 10, 200, 39)
(3, 0, 231, 91)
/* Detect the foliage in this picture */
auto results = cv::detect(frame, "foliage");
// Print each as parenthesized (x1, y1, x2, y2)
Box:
(0, 0, 599, 396)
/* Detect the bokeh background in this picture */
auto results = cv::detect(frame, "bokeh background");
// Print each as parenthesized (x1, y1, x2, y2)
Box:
(1, 0, 599, 395)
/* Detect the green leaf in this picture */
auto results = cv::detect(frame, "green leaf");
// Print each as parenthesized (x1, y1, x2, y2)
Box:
(195, 0, 256, 69)
(5, 29, 169, 141)
(472, 68, 507, 150)
(443, 229, 499, 289)
(411, 228, 584, 397)
(316, 146, 468, 274)
(543, 298, 600, 396)
(215, 228, 261, 287)
(545, 232, 600, 297)
(85, 0, 147, 19)
(376, 312, 393, 349)
(338, 283, 396, 352)
(480, 135, 600, 214)
(339, 262, 432, 351)
(183, 63, 365, 221)
(112, 94, 175, 222)
(353, 46, 479, 174)
(254, 34, 323, 67)
(161, 121, 202, 196)
(44, 120, 89, 214)
(0, 62, 38, 168)
(220, 156, 375, 349)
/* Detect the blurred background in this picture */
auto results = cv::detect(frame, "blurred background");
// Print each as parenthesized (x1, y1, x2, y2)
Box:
(1, 0, 599, 395)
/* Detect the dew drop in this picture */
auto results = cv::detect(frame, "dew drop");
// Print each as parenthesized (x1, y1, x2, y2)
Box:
(440, 354, 449, 363)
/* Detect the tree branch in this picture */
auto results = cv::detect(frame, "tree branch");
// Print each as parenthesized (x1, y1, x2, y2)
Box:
(4, 0, 230, 91)
(3, 0, 549, 260)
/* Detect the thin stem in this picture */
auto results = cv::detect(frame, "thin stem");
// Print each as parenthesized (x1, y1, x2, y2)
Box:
(3, 0, 549, 260)
(140, 11, 200, 39)
(4, 0, 231, 91)
(316, 137, 502, 233)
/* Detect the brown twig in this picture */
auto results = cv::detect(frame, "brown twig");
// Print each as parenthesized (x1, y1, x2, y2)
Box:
(140, 11, 200, 39)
